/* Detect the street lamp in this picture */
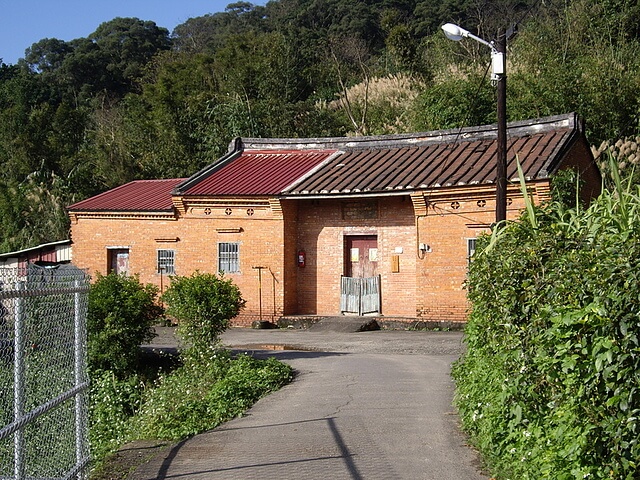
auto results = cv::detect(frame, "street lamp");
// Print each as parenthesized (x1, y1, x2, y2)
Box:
(441, 23, 507, 224)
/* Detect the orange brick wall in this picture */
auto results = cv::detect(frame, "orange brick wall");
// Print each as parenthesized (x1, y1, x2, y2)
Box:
(70, 202, 288, 326)
(295, 197, 417, 316)
(71, 179, 559, 325)
(414, 183, 550, 321)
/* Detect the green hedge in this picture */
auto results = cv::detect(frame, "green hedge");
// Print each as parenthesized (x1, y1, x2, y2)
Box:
(453, 169, 640, 479)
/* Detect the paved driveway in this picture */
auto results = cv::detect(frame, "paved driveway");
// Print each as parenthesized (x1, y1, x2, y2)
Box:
(132, 328, 488, 480)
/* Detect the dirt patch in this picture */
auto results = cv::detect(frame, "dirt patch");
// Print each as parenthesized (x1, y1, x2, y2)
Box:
(90, 440, 172, 480)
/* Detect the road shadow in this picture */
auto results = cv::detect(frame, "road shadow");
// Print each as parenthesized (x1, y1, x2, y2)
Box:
(140, 417, 363, 480)
(229, 346, 347, 361)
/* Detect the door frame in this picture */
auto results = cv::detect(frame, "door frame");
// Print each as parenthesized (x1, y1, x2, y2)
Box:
(341, 234, 381, 314)
(343, 234, 378, 278)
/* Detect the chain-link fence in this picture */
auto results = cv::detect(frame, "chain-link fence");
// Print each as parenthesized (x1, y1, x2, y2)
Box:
(0, 264, 90, 480)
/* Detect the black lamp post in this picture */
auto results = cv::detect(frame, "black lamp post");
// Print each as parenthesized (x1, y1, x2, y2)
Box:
(442, 23, 508, 225)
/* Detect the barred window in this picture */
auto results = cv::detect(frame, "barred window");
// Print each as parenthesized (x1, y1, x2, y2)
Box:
(157, 249, 175, 274)
(467, 238, 477, 263)
(218, 243, 240, 273)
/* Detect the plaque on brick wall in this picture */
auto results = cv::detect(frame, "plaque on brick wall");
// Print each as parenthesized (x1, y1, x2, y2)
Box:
(342, 200, 378, 220)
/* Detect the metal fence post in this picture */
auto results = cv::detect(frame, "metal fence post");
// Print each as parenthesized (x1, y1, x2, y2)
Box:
(14, 281, 25, 480)
(74, 280, 86, 479)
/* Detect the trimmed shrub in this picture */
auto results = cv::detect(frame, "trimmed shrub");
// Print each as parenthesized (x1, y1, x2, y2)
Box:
(87, 272, 163, 377)
(162, 271, 245, 359)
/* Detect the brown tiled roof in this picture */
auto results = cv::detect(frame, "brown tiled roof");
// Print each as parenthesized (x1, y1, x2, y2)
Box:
(68, 179, 186, 211)
(175, 149, 338, 196)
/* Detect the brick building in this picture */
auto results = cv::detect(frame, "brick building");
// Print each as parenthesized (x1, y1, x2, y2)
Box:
(68, 113, 600, 326)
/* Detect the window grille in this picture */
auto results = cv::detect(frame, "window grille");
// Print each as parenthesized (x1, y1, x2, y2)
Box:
(157, 249, 175, 274)
(218, 243, 239, 273)
(467, 238, 477, 262)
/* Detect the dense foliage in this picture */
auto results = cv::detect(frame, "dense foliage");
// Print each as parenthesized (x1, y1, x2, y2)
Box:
(2, 0, 640, 252)
(87, 271, 290, 470)
(131, 351, 293, 440)
(87, 272, 163, 377)
(89, 351, 293, 465)
(453, 162, 640, 478)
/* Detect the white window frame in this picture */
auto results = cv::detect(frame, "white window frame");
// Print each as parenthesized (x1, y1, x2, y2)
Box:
(157, 249, 176, 275)
(218, 242, 240, 273)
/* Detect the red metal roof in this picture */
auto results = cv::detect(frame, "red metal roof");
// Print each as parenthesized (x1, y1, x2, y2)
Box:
(68, 179, 186, 211)
(207, 113, 580, 196)
(177, 149, 337, 196)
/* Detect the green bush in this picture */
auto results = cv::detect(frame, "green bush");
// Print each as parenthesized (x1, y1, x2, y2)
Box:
(454, 162, 640, 479)
(131, 352, 293, 440)
(89, 370, 146, 461)
(162, 271, 245, 358)
(87, 272, 163, 377)
(88, 351, 293, 469)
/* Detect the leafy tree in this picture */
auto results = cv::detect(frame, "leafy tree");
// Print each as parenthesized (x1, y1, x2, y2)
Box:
(0, 168, 75, 252)
(87, 272, 163, 377)
(171, 2, 269, 54)
(412, 73, 495, 131)
(89, 17, 171, 93)
(507, 0, 640, 143)
(116, 51, 225, 178)
(24, 38, 73, 74)
(22, 17, 171, 103)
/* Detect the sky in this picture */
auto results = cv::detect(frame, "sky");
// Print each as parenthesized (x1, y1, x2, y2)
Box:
(1, 0, 256, 65)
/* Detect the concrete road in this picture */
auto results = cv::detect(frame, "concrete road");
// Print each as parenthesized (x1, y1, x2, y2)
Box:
(132, 328, 488, 480)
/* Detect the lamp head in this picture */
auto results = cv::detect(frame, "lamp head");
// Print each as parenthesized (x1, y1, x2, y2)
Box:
(441, 23, 468, 42)
(441, 23, 497, 54)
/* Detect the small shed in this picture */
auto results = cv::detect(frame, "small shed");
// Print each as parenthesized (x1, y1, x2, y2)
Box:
(0, 240, 73, 277)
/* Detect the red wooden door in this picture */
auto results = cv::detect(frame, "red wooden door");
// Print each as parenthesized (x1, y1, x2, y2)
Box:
(345, 236, 378, 278)
(109, 249, 130, 275)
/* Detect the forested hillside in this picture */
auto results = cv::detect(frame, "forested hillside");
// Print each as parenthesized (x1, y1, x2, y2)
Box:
(1, 0, 639, 252)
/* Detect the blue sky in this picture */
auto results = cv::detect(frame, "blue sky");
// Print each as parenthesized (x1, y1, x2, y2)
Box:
(1, 0, 258, 65)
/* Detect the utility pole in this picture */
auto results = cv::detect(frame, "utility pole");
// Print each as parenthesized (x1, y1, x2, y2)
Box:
(442, 23, 509, 225)
(495, 29, 507, 225)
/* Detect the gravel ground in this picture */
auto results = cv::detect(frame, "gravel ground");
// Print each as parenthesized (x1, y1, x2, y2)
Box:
(147, 325, 467, 356)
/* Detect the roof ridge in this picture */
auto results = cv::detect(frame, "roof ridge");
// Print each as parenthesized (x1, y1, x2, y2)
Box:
(239, 113, 577, 151)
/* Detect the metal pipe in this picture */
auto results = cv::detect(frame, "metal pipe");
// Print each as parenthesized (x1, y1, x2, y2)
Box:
(14, 281, 25, 480)
(252, 266, 266, 322)
(74, 279, 85, 480)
